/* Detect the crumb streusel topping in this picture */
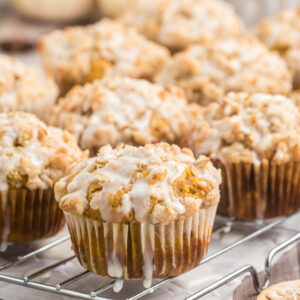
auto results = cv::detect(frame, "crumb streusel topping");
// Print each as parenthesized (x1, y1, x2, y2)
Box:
(0, 54, 58, 120)
(0, 112, 88, 191)
(258, 280, 300, 300)
(254, 8, 300, 88)
(55, 143, 221, 224)
(121, 0, 244, 51)
(156, 37, 292, 106)
(39, 18, 170, 90)
(183, 93, 300, 163)
(49, 77, 193, 150)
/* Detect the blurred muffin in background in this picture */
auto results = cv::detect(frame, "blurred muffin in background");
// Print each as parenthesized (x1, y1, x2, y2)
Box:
(97, 0, 151, 17)
(0, 54, 58, 121)
(182, 92, 300, 220)
(120, 0, 244, 52)
(225, 0, 300, 26)
(39, 18, 170, 95)
(255, 7, 300, 88)
(156, 37, 292, 106)
(48, 76, 195, 155)
(0, 112, 87, 244)
(10, 0, 94, 23)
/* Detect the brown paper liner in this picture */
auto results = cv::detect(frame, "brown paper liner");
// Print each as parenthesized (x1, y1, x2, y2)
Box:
(64, 205, 217, 280)
(0, 188, 65, 243)
(214, 159, 300, 220)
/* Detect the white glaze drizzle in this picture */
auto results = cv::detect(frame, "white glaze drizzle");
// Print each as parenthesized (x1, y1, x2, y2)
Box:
(51, 77, 190, 150)
(113, 279, 124, 293)
(191, 93, 300, 164)
(141, 221, 154, 288)
(57, 144, 221, 224)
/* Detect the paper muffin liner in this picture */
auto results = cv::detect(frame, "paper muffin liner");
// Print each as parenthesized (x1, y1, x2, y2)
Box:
(214, 159, 300, 220)
(64, 205, 217, 283)
(0, 188, 65, 243)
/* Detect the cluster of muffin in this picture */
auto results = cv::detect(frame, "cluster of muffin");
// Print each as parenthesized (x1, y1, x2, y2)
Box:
(1, 0, 300, 293)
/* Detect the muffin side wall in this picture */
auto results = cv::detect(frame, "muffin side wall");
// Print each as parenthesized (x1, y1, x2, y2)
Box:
(214, 159, 300, 220)
(64, 205, 217, 280)
(0, 188, 65, 243)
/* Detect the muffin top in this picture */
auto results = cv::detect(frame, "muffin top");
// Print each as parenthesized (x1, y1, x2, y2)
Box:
(0, 112, 88, 191)
(0, 54, 58, 120)
(183, 93, 300, 163)
(156, 37, 292, 105)
(254, 8, 300, 87)
(121, 0, 243, 51)
(49, 77, 193, 150)
(55, 143, 221, 224)
(39, 18, 170, 83)
(257, 280, 300, 300)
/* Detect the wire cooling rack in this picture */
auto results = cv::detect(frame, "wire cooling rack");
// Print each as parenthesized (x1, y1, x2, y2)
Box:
(0, 213, 299, 300)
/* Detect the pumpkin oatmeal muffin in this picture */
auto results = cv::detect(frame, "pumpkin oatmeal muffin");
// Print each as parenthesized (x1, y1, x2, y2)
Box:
(121, 0, 244, 52)
(257, 280, 300, 300)
(183, 92, 300, 220)
(0, 54, 58, 121)
(156, 37, 292, 106)
(254, 7, 300, 89)
(49, 77, 194, 155)
(55, 143, 221, 287)
(39, 18, 170, 95)
(0, 112, 87, 244)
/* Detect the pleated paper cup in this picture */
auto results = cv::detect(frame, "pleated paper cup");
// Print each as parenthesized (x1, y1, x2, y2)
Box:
(64, 205, 217, 282)
(214, 159, 300, 220)
(0, 188, 65, 243)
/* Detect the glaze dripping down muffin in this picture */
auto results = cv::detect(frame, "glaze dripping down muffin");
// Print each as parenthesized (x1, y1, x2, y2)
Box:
(55, 143, 221, 286)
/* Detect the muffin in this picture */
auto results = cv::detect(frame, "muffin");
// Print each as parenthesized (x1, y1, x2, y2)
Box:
(48, 77, 194, 155)
(0, 54, 58, 121)
(55, 143, 221, 285)
(97, 0, 148, 17)
(121, 0, 244, 52)
(183, 92, 300, 220)
(254, 7, 300, 89)
(0, 112, 87, 244)
(39, 18, 170, 95)
(226, 0, 300, 26)
(10, 0, 94, 22)
(257, 280, 300, 299)
(155, 37, 292, 106)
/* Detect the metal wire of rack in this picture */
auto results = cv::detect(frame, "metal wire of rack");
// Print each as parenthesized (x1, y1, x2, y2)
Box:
(0, 213, 299, 300)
